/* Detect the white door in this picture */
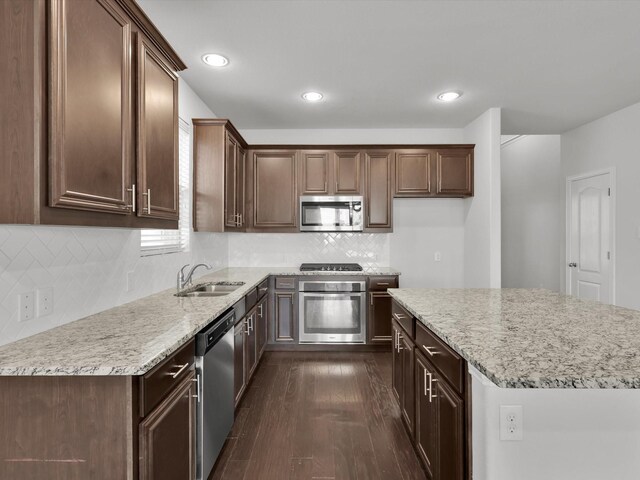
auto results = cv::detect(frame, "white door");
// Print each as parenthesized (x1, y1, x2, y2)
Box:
(567, 172, 613, 303)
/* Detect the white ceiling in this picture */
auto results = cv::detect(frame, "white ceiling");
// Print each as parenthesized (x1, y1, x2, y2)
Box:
(139, 0, 640, 134)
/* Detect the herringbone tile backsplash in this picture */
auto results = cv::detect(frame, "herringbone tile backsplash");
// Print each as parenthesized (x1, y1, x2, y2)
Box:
(0, 225, 228, 346)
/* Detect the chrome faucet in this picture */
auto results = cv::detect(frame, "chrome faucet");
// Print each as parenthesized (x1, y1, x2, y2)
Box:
(177, 263, 212, 292)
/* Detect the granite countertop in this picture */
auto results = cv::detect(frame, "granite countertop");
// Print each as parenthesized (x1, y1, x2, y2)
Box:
(388, 288, 640, 389)
(0, 266, 400, 376)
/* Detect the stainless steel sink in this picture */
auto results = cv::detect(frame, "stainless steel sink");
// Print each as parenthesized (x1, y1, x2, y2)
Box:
(176, 281, 245, 298)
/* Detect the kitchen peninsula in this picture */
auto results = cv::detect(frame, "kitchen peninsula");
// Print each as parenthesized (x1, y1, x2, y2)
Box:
(388, 288, 640, 480)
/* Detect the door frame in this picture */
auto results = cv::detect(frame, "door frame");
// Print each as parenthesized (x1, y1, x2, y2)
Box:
(565, 167, 616, 303)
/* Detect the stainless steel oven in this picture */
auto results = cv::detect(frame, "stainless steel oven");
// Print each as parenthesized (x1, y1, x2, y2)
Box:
(299, 196, 363, 232)
(298, 279, 366, 343)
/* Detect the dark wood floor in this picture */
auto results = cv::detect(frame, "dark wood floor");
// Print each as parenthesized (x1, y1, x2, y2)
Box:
(210, 351, 426, 480)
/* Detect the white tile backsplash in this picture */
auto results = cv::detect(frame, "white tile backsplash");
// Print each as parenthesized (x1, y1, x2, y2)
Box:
(228, 232, 390, 268)
(0, 225, 227, 346)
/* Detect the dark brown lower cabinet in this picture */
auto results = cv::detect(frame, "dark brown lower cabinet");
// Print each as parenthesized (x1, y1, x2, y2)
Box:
(399, 328, 415, 434)
(257, 295, 268, 356)
(392, 319, 415, 434)
(369, 291, 393, 343)
(234, 319, 247, 405)
(415, 352, 438, 478)
(246, 307, 258, 379)
(273, 291, 296, 342)
(139, 370, 195, 480)
(391, 302, 471, 480)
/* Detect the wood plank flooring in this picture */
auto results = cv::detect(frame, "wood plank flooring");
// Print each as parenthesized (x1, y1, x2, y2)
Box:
(210, 351, 426, 480)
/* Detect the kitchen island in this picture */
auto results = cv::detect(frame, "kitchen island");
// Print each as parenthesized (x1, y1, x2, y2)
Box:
(388, 288, 640, 480)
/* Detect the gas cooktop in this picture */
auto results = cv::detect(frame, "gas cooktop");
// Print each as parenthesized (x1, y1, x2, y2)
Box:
(299, 263, 363, 272)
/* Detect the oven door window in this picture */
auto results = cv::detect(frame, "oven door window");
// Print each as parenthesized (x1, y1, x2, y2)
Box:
(301, 202, 352, 227)
(299, 293, 365, 345)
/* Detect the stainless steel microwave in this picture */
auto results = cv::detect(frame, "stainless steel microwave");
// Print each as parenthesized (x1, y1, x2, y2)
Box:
(299, 196, 364, 232)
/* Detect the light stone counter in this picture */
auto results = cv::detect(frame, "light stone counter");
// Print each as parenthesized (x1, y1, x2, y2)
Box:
(0, 267, 399, 376)
(388, 288, 640, 389)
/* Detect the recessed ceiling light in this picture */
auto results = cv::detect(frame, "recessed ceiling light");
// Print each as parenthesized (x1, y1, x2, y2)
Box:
(202, 53, 229, 67)
(302, 91, 323, 102)
(437, 91, 462, 102)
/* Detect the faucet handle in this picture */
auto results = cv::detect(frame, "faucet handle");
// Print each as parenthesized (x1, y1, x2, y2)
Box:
(179, 264, 190, 279)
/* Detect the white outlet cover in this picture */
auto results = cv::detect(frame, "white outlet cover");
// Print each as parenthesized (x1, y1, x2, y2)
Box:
(37, 288, 54, 317)
(500, 405, 523, 441)
(434, 251, 442, 262)
(19, 292, 35, 322)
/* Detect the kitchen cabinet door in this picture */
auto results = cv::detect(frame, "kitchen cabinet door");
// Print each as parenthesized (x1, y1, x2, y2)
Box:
(49, 0, 133, 215)
(435, 149, 473, 197)
(274, 291, 296, 342)
(252, 151, 298, 229)
(333, 151, 362, 194)
(300, 151, 330, 195)
(234, 320, 247, 406)
(395, 150, 433, 197)
(246, 309, 258, 380)
(368, 292, 393, 344)
(257, 296, 268, 358)
(400, 332, 415, 434)
(435, 373, 465, 480)
(236, 144, 247, 227)
(139, 371, 195, 480)
(364, 151, 393, 231)
(136, 36, 179, 220)
(391, 322, 403, 402)
(415, 352, 437, 479)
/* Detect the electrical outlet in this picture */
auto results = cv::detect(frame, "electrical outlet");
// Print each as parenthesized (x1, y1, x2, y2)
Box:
(500, 405, 523, 441)
(37, 288, 53, 317)
(19, 292, 35, 322)
(434, 251, 442, 262)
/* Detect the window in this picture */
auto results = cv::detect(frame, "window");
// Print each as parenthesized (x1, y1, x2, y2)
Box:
(140, 119, 191, 256)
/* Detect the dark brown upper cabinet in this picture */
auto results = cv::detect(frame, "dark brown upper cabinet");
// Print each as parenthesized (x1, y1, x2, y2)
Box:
(394, 150, 433, 197)
(394, 146, 474, 198)
(299, 150, 331, 195)
(334, 151, 362, 194)
(49, 0, 133, 216)
(136, 35, 179, 221)
(192, 119, 247, 232)
(299, 150, 362, 196)
(249, 150, 298, 230)
(364, 150, 394, 231)
(436, 148, 474, 197)
(0, 0, 186, 228)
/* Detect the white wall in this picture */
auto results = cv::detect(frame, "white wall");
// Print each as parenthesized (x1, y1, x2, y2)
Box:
(239, 127, 468, 288)
(0, 79, 227, 346)
(561, 101, 640, 309)
(463, 108, 502, 288)
(471, 366, 640, 480)
(501, 135, 563, 290)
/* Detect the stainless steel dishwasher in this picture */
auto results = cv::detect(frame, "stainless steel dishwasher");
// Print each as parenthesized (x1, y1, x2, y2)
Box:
(195, 308, 235, 480)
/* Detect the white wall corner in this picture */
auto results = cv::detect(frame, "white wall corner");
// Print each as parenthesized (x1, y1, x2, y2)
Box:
(463, 108, 502, 288)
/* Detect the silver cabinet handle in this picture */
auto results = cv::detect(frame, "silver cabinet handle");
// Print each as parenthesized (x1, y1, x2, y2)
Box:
(397, 333, 403, 351)
(258, 304, 263, 318)
(430, 376, 438, 402)
(377, 282, 390, 286)
(249, 314, 254, 333)
(423, 368, 428, 397)
(127, 184, 136, 212)
(191, 374, 201, 402)
(142, 188, 151, 213)
(568, 262, 577, 268)
(169, 362, 190, 378)
(423, 345, 439, 356)
(393, 313, 406, 321)
(370, 293, 373, 306)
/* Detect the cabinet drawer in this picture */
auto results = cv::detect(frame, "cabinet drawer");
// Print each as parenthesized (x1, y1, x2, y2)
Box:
(369, 276, 398, 291)
(140, 338, 195, 417)
(274, 277, 296, 290)
(257, 278, 269, 299)
(415, 321, 464, 394)
(391, 301, 414, 338)
(245, 287, 258, 310)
